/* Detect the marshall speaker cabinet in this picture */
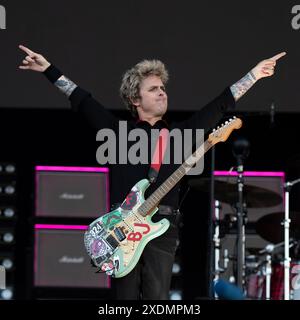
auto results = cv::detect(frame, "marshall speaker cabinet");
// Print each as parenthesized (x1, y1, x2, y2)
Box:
(35, 166, 109, 218)
(34, 225, 110, 288)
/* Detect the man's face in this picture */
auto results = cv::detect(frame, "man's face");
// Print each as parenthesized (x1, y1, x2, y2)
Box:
(133, 75, 168, 117)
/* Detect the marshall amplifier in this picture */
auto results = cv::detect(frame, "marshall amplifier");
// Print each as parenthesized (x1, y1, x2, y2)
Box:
(35, 166, 110, 218)
(34, 225, 110, 288)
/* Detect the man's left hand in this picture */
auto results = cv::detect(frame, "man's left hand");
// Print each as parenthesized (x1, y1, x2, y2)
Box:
(251, 52, 286, 80)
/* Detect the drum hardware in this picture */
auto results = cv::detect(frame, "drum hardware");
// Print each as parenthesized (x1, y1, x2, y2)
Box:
(190, 163, 284, 297)
(283, 178, 300, 300)
(213, 199, 222, 299)
(258, 239, 298, 255)
(255, 183, 300, 302)
(244, 240, 299, 300)
(223, 249, 230, 270)
(217, 138, 249, 292)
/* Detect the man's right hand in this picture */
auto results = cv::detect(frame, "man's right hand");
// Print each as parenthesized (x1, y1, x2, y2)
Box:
(18, 45, 51, 72)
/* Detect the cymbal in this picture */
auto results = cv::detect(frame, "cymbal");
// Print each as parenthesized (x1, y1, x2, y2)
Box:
(255, 212, 300, 243)
(188, 178, 282, 208)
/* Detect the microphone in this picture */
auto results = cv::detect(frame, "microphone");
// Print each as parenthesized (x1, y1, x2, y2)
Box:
(214, 279, 245, 300)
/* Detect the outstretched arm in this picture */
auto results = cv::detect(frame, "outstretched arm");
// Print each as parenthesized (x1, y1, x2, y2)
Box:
(19, 45, 77, 97)
(230, 52, 286, 101)
(18, 44, 120, 130)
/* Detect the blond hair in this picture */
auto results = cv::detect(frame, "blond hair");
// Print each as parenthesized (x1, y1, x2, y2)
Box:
(120, 59, 169, 117)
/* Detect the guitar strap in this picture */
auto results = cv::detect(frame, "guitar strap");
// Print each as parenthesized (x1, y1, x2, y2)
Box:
(148, 128, 169, 184)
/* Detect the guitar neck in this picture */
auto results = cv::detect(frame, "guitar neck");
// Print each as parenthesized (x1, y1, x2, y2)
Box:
(138, 139, 213, 217)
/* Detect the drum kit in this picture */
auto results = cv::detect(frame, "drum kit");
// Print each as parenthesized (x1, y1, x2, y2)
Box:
(189, 177, 300, 300)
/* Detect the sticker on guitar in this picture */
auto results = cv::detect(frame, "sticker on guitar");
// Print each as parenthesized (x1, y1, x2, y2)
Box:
(127, 223, 150, 242)
(121, 191, 138, 210)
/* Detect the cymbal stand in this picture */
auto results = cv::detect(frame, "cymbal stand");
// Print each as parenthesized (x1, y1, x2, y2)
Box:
(283, 178, 300, 300)
(232, 137, 249, 292)
(236, 165, 246, 291)
(264, 254, 272, 300)
(213, 200, 222, 298)
(259, 245, 274, 300)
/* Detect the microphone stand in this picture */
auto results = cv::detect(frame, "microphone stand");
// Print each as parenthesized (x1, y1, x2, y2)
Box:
(283, 178, 300, 300)
(232, 137, 250, 293)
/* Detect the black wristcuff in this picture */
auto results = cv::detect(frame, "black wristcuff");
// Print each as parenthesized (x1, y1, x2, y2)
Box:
(43, 64, 63, 83)
(223, 86, 236, 111)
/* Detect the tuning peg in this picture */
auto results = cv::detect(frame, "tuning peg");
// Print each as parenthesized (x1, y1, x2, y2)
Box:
(225, 121, 228, 125)
(233, 116, 236, 119)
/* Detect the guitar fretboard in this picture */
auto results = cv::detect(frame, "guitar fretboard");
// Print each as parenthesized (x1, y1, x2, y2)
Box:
(138, 139, 213, 217)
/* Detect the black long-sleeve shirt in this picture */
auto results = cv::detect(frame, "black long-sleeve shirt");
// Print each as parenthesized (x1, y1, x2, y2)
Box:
(44, 65, 236, 208)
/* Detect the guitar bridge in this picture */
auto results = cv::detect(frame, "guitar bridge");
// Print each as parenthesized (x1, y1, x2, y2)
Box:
(106, 234, 119, 249)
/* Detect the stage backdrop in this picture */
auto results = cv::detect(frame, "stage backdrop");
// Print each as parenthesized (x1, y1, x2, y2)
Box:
(0, 0, 299, 112)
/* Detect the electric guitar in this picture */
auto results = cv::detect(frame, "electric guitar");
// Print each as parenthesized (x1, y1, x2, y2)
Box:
(84, 117, 242, 277)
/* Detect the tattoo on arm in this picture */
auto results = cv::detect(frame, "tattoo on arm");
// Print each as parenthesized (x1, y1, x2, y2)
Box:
(54, 76, 78, 97)
(230, 71, 257, 102)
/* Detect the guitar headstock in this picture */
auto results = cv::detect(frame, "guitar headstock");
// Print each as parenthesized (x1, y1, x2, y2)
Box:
(208, 117, 242, 145)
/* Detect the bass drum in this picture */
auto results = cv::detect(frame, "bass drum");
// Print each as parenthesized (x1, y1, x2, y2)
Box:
(246, 261, 300, 300)
(271, 261, 300, 300)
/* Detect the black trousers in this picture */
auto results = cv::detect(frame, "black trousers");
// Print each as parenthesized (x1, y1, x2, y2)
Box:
(111, 214, 179, 300)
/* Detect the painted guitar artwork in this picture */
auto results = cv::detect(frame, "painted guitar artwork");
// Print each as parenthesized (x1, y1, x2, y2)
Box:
(84, 117, 242, 277)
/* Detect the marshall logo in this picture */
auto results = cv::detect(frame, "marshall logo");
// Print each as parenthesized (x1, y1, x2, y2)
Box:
(0, 5, 6, 30)
(59, 256, 84, 264)
(59, 193, 85, 200)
